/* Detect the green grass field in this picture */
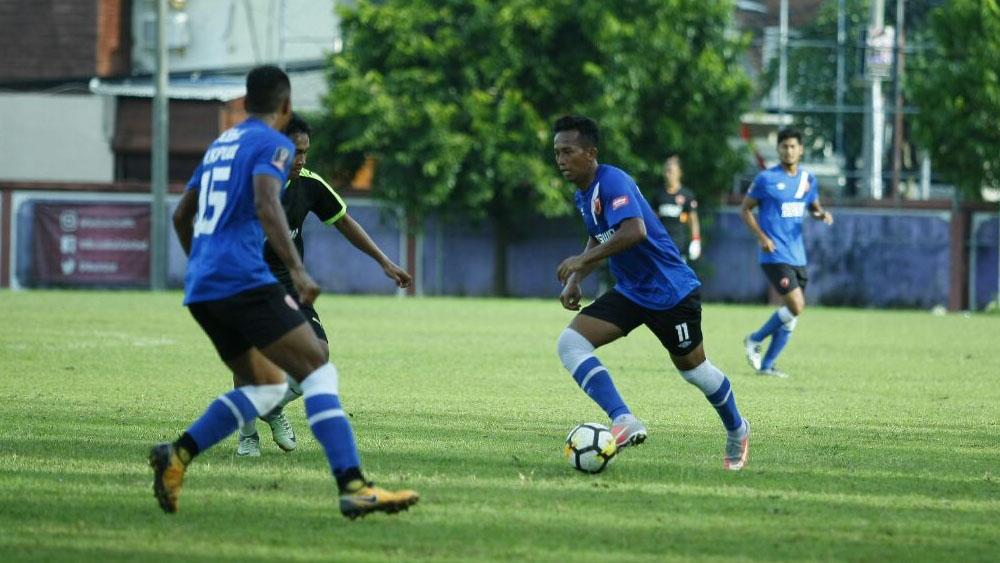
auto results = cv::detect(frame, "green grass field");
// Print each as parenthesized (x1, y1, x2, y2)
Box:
(0, 290, 998, 562)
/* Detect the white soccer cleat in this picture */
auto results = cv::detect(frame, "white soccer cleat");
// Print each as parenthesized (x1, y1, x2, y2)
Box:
(263, 412, 297, 452)
(756, 367, 789, 379)
(610, 414, 648, 449)
(236, 432, 261, 457)
(724, 419, 750, 471)
(744, 335, 763, 371)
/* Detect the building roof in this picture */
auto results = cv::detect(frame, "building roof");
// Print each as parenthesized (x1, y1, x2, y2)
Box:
(88, 75, 245, 101)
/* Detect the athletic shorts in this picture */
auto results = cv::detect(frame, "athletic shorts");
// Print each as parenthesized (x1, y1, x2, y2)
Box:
(188, 283, 308, 361)
(284, 285, 328, 342)
(580, 288, 704, 356)
(761, 263, 808, 295)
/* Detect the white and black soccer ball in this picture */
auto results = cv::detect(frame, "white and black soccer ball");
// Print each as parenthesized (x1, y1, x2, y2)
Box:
(564, 422, 617, 474)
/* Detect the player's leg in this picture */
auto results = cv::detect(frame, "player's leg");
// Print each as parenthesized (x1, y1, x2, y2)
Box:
(746, 263, 796, 372)
(259, 301, 418, 519)
(650, 290, 749, 470)
(558, 290, 646, 449)
(233, 372, 263, 457)
(255, 304, 327, 453)
(150, 296, 290, 513)
(759, 266, 807, 376)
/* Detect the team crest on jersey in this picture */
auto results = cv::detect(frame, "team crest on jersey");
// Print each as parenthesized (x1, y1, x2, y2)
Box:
(271, 147, 291, 170)
(676, 195, 686, 205)
(591, 197, 602, 216)
(612, 195, 629, 210)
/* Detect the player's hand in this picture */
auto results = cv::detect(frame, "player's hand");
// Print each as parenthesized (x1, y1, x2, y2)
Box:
(688, 238, 702, 261)
(290, 267, 321, 306)
(383, 261, 412, 289)
(817, 210, 834, 225)
(560, 281, 583, 311)
(758, 236, 776, 253)
(556, 255, 587, 284)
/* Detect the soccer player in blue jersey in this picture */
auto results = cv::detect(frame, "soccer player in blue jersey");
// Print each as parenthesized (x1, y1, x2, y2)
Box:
(740, 128, 834, 378)
(552, 115, 750, 470)
(234, 113, 412, 457)
(150, 65, 418, 518)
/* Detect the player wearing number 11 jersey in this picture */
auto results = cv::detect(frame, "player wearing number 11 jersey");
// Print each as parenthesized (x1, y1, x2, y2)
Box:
(552, 115, 750, 470)
(150, 65, 418, 519)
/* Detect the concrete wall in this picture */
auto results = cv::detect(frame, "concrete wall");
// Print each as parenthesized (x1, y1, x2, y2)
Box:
(0, 93, 115, 183)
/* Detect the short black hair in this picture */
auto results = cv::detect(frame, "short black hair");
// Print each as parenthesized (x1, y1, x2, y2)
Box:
(284, 112, 311, 137)
(244, 65, 291, 114)
(777, 128, 803, 145)
(553, 115, 599, 148)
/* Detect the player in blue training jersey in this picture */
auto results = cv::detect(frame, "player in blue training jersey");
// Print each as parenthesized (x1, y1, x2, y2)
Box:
(552, 115, 750, 470)
(149, 65, 418, 519)
(740, 128, 834, 378)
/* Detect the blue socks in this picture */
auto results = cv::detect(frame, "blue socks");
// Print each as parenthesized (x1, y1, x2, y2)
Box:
(681, 361, 745, 436)
(185, 384, 287, 453)
(572, 356, 631, 420)
(751, 310, 783, 342)
(762, 327, 792, 370)
(301, 364, 361, 478)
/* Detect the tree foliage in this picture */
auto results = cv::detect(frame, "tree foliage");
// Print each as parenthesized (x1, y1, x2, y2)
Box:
(316, 0, 751, 292)
(909, 0, 1000, 198)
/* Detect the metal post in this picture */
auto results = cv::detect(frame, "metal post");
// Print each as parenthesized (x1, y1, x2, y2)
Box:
(150, 0, 169, 290)
(278, 0, 286, 70)
(778, 0, 789, 122)
(868, 0, 885, 199)
(890, 0, 906, 199)
(835, 0, 846, 155)
(920, 149, 930, 200)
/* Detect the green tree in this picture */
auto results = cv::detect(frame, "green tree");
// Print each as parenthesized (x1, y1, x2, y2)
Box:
(319, 0, 750, 294)
(909, 0, 1000, 199)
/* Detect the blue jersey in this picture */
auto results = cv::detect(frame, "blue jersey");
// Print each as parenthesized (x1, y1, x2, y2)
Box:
(183, 118, 295, 304)
(573, 164, 700, 310)
(748, 165, 819, 266)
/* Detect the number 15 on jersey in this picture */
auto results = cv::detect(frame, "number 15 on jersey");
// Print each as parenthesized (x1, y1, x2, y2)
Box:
(194, 166, 230, 237)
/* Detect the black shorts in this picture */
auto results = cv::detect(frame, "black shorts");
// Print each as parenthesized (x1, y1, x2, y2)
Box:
(188, 283, 308, 361)
(761, 263, 808, 295)
(580, 288, 704, 356)
(284, 285, 328, 342)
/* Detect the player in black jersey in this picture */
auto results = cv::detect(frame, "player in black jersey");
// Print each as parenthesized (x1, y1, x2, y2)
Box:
(651, 153, 701, 261)
(236, 113, 412, 457)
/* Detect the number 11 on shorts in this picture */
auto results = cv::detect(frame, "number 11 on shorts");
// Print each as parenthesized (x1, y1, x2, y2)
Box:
(675, 322, 689, 342)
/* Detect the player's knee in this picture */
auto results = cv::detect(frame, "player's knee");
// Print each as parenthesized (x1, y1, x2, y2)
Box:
(557, 328, 595, 372)
(777, 305, 799, 331)
(241, 382, 289, 417)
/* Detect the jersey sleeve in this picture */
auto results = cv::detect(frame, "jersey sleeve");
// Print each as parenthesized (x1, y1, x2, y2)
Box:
(185, 163, 203, 192)
(601, 171, 644, 228)
(305, 171, 348, 224)
(684, 188, 698, 212)
(806, 173, 819, 204)
(252, 135, 295, 183)
(748, 173, 766, 199)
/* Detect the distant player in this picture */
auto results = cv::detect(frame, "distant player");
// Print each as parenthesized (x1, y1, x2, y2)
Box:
(235, 113, 412, 457)
(740, 128, 833, 378)
(553, 115, 750, 470)
(652, 153, 701, 261)
(151, 65, 418, 519)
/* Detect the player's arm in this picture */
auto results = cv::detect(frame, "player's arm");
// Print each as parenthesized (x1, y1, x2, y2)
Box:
(334, 214, 411, 288)
(739, 194, 775, 253)
(809, 200, 834, 225)
(172, 189, 199, 256)
(559, 237, 600, 311)
(253, 174, 320, 304)
(688, 196, 702, 260)
(557, 217, 645, 284)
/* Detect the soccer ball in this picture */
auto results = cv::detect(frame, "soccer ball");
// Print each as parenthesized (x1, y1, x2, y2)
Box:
(564, 423, 617, 474)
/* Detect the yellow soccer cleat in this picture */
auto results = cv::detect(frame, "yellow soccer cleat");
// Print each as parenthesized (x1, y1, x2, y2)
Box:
(148, 443, 187, 513)
(339, 483, 420, 520)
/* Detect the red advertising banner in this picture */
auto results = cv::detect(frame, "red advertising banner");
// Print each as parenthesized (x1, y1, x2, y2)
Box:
(32, 202, 150, 286)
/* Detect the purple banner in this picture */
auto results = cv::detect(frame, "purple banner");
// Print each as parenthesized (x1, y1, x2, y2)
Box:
(32, 203, 150, 286)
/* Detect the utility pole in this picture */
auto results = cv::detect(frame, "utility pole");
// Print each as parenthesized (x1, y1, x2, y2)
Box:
(835, 0, 846, 157)
(866, 0, 886, 200)
(150, 0, 169, 290)
(890, 0, 906, 200)
(778, 0, 789, 123)
(278, 0, 286, 70)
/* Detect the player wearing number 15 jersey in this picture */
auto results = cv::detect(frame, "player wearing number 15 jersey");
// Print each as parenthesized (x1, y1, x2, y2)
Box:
(552, 115, 750, 470)
(150, 65, 418, 520)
